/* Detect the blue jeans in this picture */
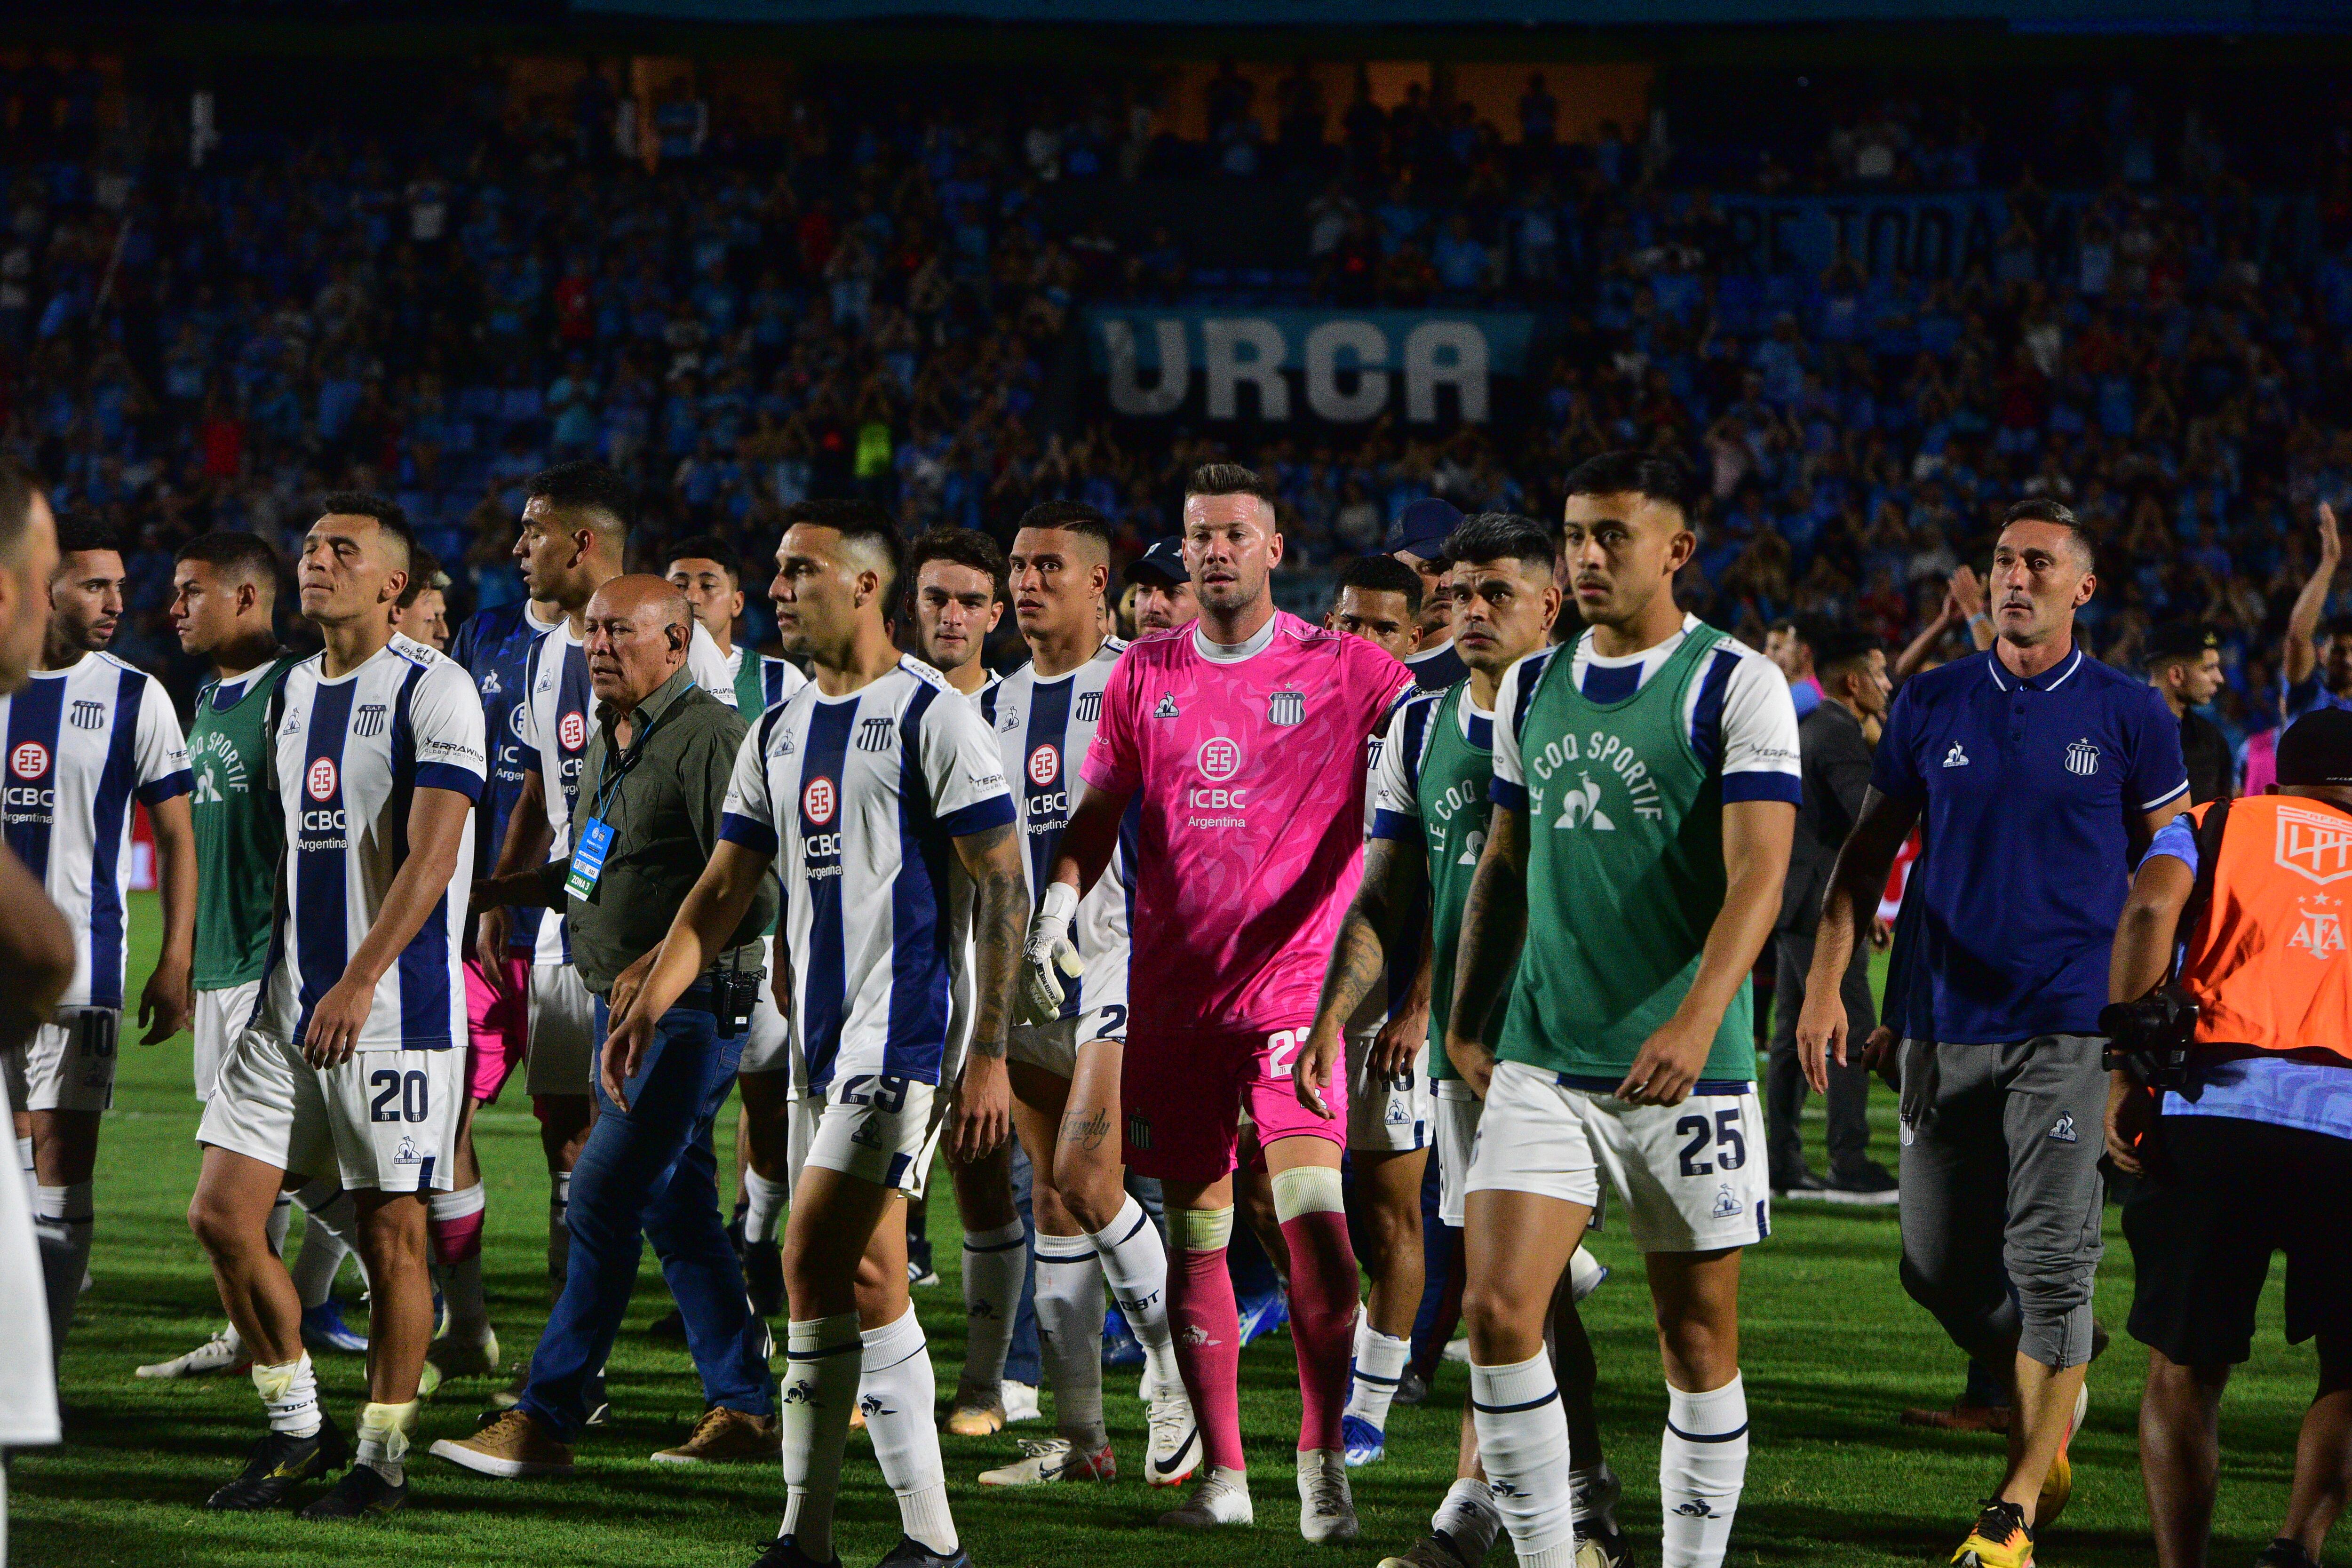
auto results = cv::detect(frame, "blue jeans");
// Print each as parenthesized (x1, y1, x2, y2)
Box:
(1006, 1138, 1041, 1386)
(518, 993, 771, 1441)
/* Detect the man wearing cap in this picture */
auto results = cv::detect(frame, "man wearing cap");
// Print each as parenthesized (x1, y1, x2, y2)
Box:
(1387, 498, 1467, 690)
(1125, 538, 1198, 635)
(2106, 706, 2352, 1568)
(2146, 623, 2232, 807)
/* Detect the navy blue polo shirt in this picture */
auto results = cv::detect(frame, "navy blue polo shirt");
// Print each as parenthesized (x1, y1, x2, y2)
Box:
(1872, 645, 2188, 1044)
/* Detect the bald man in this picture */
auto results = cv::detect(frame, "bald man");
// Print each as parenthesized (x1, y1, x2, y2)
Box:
(446, 573, 781, 1470)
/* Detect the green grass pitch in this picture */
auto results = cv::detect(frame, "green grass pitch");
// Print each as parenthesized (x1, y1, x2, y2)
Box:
(9, 893, 2327, 1566)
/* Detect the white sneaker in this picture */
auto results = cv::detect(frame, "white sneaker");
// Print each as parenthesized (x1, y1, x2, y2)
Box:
(1158, 1464, 1253, 1528)
(978, 1436, 1116, 1486)
(1296, 1448, 1359, 1543)
(1569, 1245, 1610, 1302)
(1145, 1387, 1203, 1487)
(1442, 1338, 1470, 1365)
(135, 1327, 247, 1379)
(1002, 1380, 1042, 1425)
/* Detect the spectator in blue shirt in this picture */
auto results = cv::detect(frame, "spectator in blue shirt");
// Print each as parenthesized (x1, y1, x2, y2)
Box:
(2280, 503, 2352, 730)
(1796, 499, 2190, 1568)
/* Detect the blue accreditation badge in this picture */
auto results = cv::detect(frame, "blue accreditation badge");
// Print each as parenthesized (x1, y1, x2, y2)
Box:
(565, 816, 616, 900)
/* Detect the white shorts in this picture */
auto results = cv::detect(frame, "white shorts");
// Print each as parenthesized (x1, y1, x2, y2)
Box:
(526, 963, 596, 1098)
(1465, 1060, 1769, 1254)
(193, 983, 261, 1101)
(1433, 1081, 1480, 1227)
(738, 935, 792, 1076)
(5, 1008, 119, 1113)
(789, 1075, 946, 1199)
(1345, 1027, 1432, 1153)
(197, 1031, 465, 1193)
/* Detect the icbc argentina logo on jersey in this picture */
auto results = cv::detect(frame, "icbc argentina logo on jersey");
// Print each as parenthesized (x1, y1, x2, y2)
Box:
(800, 772, 843, 878)
(1190, 734, 1247, 812)
(558, 710, 587, 751)
(9, 740, 47, 779)
(802, 775, 838, 825)
(1027, 743, 1059, 787)
(306, 757, 339, 802)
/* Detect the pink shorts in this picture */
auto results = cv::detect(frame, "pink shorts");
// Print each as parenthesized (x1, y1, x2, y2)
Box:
(465, 953, 531, 1105)
(1120, 1022, 1349, 1185)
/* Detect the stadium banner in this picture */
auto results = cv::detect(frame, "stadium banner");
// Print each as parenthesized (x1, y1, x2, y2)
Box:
(1712, 190, 2314, 279)
(1082, 309, 1537, 428)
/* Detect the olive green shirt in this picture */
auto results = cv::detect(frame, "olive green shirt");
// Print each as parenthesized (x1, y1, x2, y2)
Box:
(554, 663, 777, 996)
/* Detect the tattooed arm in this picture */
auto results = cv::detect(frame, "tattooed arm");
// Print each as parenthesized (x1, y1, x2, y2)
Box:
(1445, 801, 1530, 1098)
(1294, 835, 1429, 1116)
(949, 820, 1028, 1162)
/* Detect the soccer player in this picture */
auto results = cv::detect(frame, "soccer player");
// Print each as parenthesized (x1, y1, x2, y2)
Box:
(669, 533, 805, 716)
(612, 499, 1024, 1568)
(1448, 453, 1799, 1568)
(389, 552, 451, 651)
(477, 461, 729, 1381)
(1387, 497, 1468, 689)
(142, 532, 370, 1381)
(1125, 537, 1198, 633)
(971, 498, 1200, 1489)
(189, 493, 486, 1518)
(1, 514, 196, 1358)
(1027, 462, 1413, 1542)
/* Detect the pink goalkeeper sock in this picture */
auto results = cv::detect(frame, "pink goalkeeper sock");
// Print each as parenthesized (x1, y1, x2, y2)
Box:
(426, 1185, 486, 1266)
(1168, 1213, 1247, 1474)
(1279, 1208, 1358, 1452)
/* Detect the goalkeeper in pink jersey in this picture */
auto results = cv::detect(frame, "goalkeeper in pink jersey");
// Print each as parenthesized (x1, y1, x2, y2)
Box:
(1020, 463, 1413, 1545)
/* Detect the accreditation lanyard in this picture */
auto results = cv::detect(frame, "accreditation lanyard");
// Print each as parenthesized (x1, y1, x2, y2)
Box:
(565, 697, 684, 900)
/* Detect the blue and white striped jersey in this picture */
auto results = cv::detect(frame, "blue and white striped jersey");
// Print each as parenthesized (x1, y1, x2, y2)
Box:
(0, 652, 192, 1009)
(979, 641, 1131, 1020)
(719, 657, 1015, 1092)
(451, 597, 559, 952)
(522, 616, 730, 965)
(252, 635, 486, 1051)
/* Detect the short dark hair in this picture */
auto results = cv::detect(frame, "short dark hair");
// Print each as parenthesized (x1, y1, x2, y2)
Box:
(1444, 512, 1556, 576)
(318, 490, 419, 577)
(1334, 553, 1423, 617)
(666, 533, 744, 584)
(175, 531, 281, 591)
(0, 458, 43, 566)
(782, 498, 904, 600)
(2000, 498, 2097, 573)
(527, 460, 636, 538)
(1813, 629, 1882, 677)
(906, 526, 1009, 602)
(1015, 499, 1116, 549)
(1185, 462, 1280, 514)
(396, 547, 444, 609)
(1563, 450, 1697, 518)
(52, 513, 122, 560)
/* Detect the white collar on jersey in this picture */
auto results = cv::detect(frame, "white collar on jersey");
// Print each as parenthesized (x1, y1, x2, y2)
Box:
(1406, 637, 1455, 665)
(27, 651, 99, 679)
(1192, 616, 1279, 664)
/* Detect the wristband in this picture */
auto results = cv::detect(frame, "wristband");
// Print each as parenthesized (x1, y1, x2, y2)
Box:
(1037, 881, 1079, 931)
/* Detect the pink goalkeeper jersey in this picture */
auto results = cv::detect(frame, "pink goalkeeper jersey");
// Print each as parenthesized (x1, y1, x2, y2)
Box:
(1082, 610, 1412, 1037)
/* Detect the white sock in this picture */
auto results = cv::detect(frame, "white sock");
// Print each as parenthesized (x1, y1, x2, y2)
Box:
(429, 1184, 490, 1337)
(15, 1137, 31, 1205)
(780, 1313, 861, 1559)
(1343, 1309, 1411, 1432)
(861, 1304, 957, 1554)
(743, 1168, 787, 1245)
(959, 1219, 1026, 1393)
(265, 1194, 294, 1258)
(355, 1399, 419, 1485)
(290, 1180, 359, 1308)
(1431, 1474, 1503, 1559)
(33, 1182, 93, 1355)
(1470, 1352, 1576, 1568)
(1090, 1195, 1181, 1397)
(1660, 1375, 1748, 1568)
(252, 1354, 322, 1437)
(1033, 1231, 1108, 1450)
(548, 1170, 572, 1288)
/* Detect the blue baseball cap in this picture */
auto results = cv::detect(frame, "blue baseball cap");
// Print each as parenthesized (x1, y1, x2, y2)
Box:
(1384, 497, 1462, 561)
(1123, 536, 1188, 587)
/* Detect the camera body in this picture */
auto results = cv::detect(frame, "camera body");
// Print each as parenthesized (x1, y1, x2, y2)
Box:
(2098, 987, 2199, 1090)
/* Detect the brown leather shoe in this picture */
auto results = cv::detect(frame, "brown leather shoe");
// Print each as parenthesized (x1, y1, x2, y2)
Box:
(652, 1405, 782, 1465)
(428, 1409, 575, 1477)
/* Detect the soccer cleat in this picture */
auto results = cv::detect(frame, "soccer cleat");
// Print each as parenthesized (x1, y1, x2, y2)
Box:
(1236, 1290, 1288, 1345)
(427, 1324, 500, 1380)
(584, 1371, 611, 1426)
(297, 1463, 408, 1520)
(1442, 1338, 1470, 1365)
(652, 1405, 780, 1465)
(1394, 1369, 1430, 1408)
(743, 1236, 784, 1319)
(1340, 1412, 1385, 1466)
(943, 1384, 1005, 1436)
(2255, 1538, 2325, 1568)
(206, 1414, 350, 1511)
(1571, 1462, 1623, 1532)
(1158, 1465, 1254, 1529)
(1145, 1387, 1202, 1486)
(2036, 1380, 2089, 1529)
(1375, 1529, 1484, 1568)
(747, 1535, 843, 1568)
(978, 1436, 1117, 1486)
(1002, 1380, 1041, 1425)
(1952, 1498, 2034, 1567)
(302, 1300, 369, 1354)
(1576, 1516, 1633, 1567)
(1100, 1305, 1145, 1369)
(429, 1409, 575, 1478)
(874, 1536, 973, 1568)
(907, 1237, 941, 1289)
(1568, 1245, 1609, 1302)
(1296, 1448, 1359, 1542)
(417, 1361, 442, 1402)
(137, 1328, 249, 1379)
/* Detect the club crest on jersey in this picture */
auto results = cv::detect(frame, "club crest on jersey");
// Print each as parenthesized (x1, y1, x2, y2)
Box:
(306, 757, 339, 802)
(1267, 690, 1305, 726)
(558, 710, 587, 751)
(353, 703, 388, 739)
(8, 740, 46, 779)
(802, 775, 838, 825)
(1153, 692, 1180, 719)
(1196, 736, 1241, 781)
(856, 716, 894, 753)
(2064, 738, 2101, 776)
(1076, 691, 1101, 724)
(1027, 743, 1060, 787)
(68, 699, 105, 731)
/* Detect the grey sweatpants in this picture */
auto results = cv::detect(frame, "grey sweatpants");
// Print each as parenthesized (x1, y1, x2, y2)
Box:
(1896, 1035, 2106, 1370)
